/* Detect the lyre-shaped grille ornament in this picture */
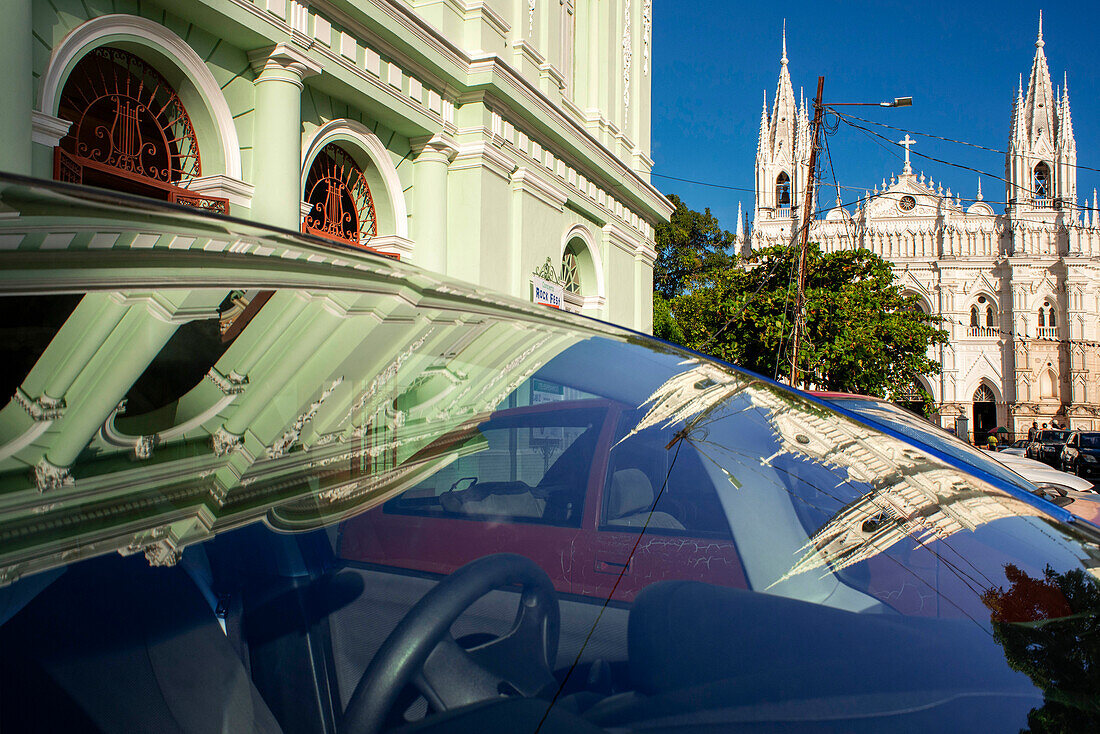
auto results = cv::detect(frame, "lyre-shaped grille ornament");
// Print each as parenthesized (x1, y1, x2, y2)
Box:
(58, 47, 201, 186)
(303, 144, 378, 248)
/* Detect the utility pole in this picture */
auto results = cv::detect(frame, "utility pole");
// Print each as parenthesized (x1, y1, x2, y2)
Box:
(789, 76, 824, 388)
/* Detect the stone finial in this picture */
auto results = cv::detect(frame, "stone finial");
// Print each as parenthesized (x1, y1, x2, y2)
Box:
(781, 19, 788, 65)
(1036, 9, 1044, 48)
(976, 177, 983, 201)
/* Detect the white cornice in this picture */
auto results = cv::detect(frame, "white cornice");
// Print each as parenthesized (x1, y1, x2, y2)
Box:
(453, 141, 517, 181)
(183, 175, 256, 209)
(30, 112, 71, 147)
(602, 223, 637, 254)
(511, 167, 567, 210)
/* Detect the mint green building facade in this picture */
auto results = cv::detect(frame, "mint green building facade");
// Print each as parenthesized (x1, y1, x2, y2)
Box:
(3, 0, 669, 330)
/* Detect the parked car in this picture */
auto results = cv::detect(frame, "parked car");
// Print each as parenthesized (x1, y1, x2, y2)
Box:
(1027, 429, 1072, 466)
(2, 178, 1100, 732)
(1059, 431, 1100, 477)
(999, 438, 1030, 456)
(811, 393, 1100, 524)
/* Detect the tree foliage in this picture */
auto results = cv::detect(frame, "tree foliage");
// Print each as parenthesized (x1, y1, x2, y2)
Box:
(654, 199, 946, 402)
(653, 194, 736, 301)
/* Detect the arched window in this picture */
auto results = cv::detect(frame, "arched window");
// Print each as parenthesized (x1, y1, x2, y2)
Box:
(1038, 309, 1046, 328)
(775, 172, 791, 208)
(302, 143, 378, 248)
(986, 307, 994, 329)
(1033, 162, 1051, 201)
(1047, 306, 1056, 328)
(974, 385, 996, 403)
(54, 47, 226, 212)
(1040, 368, 1057, 399)
(970, 306, 980, 328)
(561, 245, 581, 294)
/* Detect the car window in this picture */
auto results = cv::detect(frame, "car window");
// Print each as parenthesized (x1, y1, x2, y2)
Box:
(1039, 430, 1070, 442)
(1081, 434, 1100, 449)
(598, 410, 734, 539)
(382, 405, 605, 527)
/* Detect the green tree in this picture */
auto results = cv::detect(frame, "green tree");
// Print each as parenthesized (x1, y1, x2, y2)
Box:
(666, 242, 947, 402)
(653, 194, 736, 301)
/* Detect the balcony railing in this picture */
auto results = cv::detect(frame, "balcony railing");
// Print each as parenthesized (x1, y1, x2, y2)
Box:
(1033, 197, 1053, 209)
(1038, 326, 1058, 339)
(774, 207, 791, 219)
(968, 326, 997, 338)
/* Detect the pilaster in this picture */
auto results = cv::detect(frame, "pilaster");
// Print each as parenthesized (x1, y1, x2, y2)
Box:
(0, 0, 32, 174)
(247, 44, 322, 230)
(409, 134, 459, 273)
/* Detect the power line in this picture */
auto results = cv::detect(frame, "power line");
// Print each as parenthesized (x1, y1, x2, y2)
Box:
(833, 109, 1100, 176)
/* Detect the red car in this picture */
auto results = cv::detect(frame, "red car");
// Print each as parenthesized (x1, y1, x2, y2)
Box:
(338, 397, 748, 602)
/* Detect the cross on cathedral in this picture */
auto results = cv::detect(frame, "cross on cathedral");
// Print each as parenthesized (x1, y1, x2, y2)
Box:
(898, 134, 916, 174)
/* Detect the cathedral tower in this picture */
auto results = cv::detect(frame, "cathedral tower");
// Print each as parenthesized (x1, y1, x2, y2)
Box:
(754, 24, 810, 235)
(1007, 12, 1077, 216)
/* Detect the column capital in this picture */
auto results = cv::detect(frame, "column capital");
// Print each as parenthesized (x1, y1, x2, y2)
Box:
(409, 134, 460, 162)
(248, 43, 322, 88)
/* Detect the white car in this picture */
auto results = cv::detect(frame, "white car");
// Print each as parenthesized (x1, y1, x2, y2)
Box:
(993, 452, 1096, 494)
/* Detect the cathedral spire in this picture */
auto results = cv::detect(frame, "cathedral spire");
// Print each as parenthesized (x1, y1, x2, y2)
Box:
(782, 18, 788, 65)
(1037, 9, 1043, 48)
(1023, 11, 1055, 152)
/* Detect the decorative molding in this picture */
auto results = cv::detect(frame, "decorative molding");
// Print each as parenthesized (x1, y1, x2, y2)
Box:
(182, 175, 255, 209)
(144, 540, 182, 567)
(248, 42, 323, 87)
(208, 368, 250, 395)
(134, 435, 156, 461)
(453, 141, 518, 181)
(30, 111, 72, 147)
(267, 377, 343, 459)
(512, 167, 567, 209)
(35, 458, 73, 493)
(642, 0, 652, 75)
(532, 256, 561, 284)
(14, 388, 65, 421)
(528, 0, 536, 34)
(211, 427, 243, 457)
(369, 234, 416, 259)
(38, 14, 243, 179)
(622, 1, 632, 115)
(409, 133, 460, 162)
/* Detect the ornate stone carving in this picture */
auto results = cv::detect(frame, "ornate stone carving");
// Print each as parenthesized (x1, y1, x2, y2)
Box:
(144, 540, 182, 567)
(14, 388, 65, 421)
(528, 0, 536, 34)
(207, 367, 249, 395)
(211, 428, 243, 457)
(266, 377, 344, 460)
(134, 435, 156, 460)
(622, 2, 632, 114)
(35, 458, 73, 493)
(642, 0, 652, 75)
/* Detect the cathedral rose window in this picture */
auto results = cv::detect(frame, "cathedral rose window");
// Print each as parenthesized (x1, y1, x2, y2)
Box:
(898, 195, 916, 212)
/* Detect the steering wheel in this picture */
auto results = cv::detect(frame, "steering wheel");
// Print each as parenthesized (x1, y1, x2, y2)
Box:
(340, 553, 561, 734)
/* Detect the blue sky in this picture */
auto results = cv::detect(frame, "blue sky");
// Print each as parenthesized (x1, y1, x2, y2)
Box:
(651, 2, 1100, 232)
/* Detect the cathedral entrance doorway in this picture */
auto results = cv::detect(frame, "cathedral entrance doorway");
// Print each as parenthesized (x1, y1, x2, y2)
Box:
(973, 385, 997, 446)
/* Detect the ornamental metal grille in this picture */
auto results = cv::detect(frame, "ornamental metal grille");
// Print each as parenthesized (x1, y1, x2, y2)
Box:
(974, 385, 996, 403)
(561, 250, 581, 294)
(55, 47, 228, 213)
(303, 144, 378, 248)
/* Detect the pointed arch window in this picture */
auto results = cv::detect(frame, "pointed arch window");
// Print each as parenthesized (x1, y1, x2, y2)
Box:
(302, 143, 378, 249)
(1038, 301, 1057, 338)
(775, 172, 791, 208)
(986, 307, 994, 329)
(54, 46, 227, 212)
(970, 306, 980, 328)
(973, 385, 996, 403)
(1033, 162, 1051, 203)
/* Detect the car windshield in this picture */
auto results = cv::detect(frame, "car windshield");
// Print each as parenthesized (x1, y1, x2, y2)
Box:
(1040, 430, 1071, 442)
(819, 396, 1042, 495)
(2, 181, 1100, 733)
(1080, 434, 1100, 449)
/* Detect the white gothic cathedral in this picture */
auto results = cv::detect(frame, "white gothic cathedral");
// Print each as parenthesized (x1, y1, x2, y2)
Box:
(750, 17, 1100, 442)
